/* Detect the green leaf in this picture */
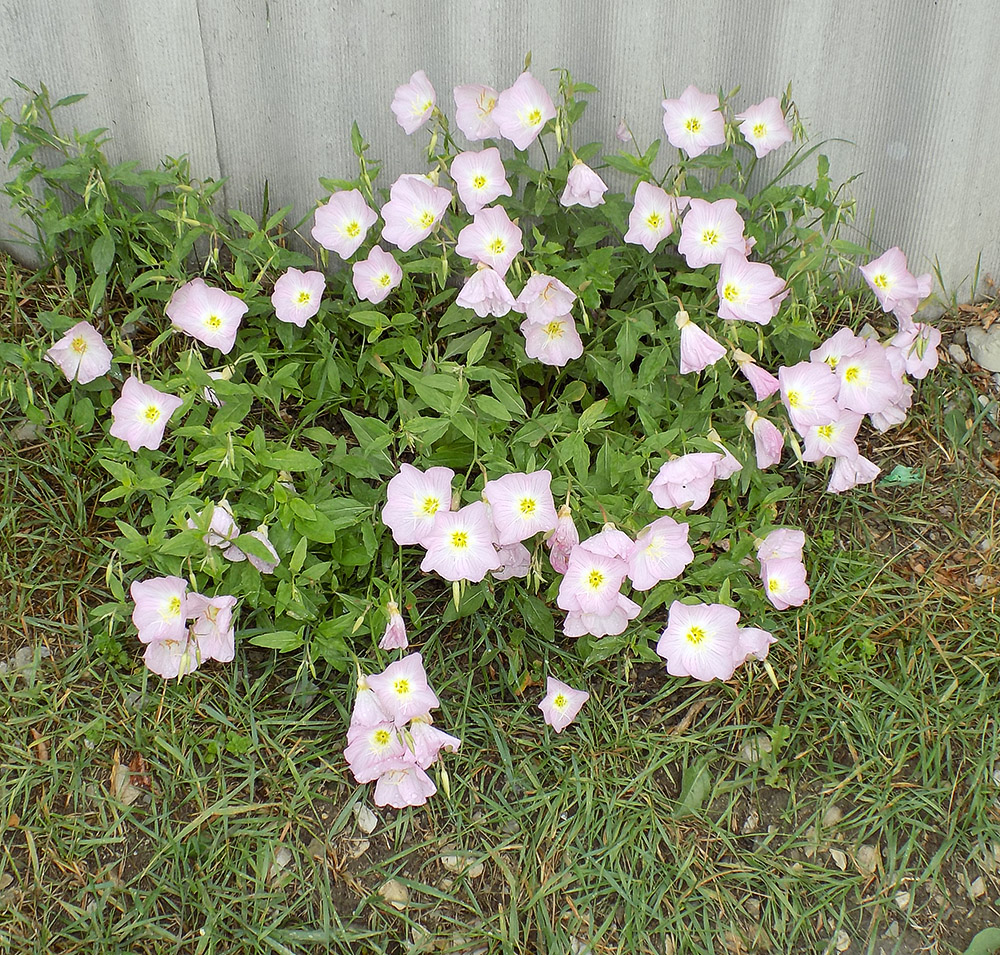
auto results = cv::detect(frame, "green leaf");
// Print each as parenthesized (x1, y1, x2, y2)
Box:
(520, 595, 555, 642)
(466, 329, 491, 366)
(963, 929, 1000, 955)
(878, 464, 922, 487)
(675, 758, 713, 816)
(91, 232, 115, 275)
(578, 398, 609, 432)
(256, 447, 322, 471)
(248, 630, 304, 651)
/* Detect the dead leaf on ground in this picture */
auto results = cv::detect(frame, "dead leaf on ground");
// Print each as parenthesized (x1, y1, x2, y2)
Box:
(110, 749, 143, 807)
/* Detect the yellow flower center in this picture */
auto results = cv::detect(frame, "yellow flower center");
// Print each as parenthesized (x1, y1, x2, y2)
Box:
(817, 425, 834, 439)
(685, 117, 702, 134)
(71, 336, 88, 354)
(472, 174, 487, 189)
(844, 366, 860, 383)
(374, 729, 391, 746)
(421, 496, 440, 515)
(544, 321, 565, 340)
(553, 694, 568, 709)
(377, 272, 393, 288)
(753, 122, 767, 138)
(786, 390, 800, 408)
(646, 212, 663, 231)
(587, 570, 604, 590)
(419, 210, 435, 228)
(488, 237, 506, 255)
(768, 577, 782, 593)
(684, 625, 706, 646)
(872, 272, 888, 289)
(166, 596, 182, 617)
(415, 99, 432, 115)
(393, 678, 410, 696)
(722, 282, 740, 302)
(144, 405, 162, 423)
(345, 220, 361, 238)
(206, 314, 222, 330)
(824, 355, 839, 369)
(701, 229, 719, 246)
(296, 290, 311, 304)
(450, 530, 469, 549)
(479, 93, 496, 114)
(528, 108, 542, 127)
(519, 497, 537, 516)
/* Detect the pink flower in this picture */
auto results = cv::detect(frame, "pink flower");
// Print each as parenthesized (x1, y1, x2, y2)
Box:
(493, 541, 532, 580)
(615, 119, 630, 143)
(626, 516, 694, 590)
(733, 627, 777, 666)
(717, 250, 788, 324)
(143, 635, 200, 680)
(520, 315, 584, 367)
(778, 361, 841, 434)
(678, 199, 747, 268)
(756, 529, 805, 563)
(760, 557, 810, 610)
(188, 500, 243, 560)
(131, 576, 188, 643)
(352, 245, 403, 304)
(538, 678, 590, 733)
(733, 350, 780, 400)
(835, 341, 900, 415)
(187, 593, 237, 662)
(379, 601, 408, 651)
(675, 310, 726, 374)
(271, 268, 324, 327)
(419, 502, 501, 582)
(859, 247, 932, 328)
(810, 327, 865, 372)
(827, 453, 880, 493)
(746, 410, 784, 469)
(735, 97, 793, 158)
(450, 148, 512, 214)
(648, 453, 721, 511)
(483, 470, 558, 546)
(381, 463, 455, 546)
(109, 377, 183, 452)
(493, 72, 555, 150)
(560, 162, 608, 208)
(408, 719, 461, 769)
(889, 323, 941, 380)
(455, 205, 523, 276)
(580, 524, 633, 561)
(556, 547, 629, 617)
(380, 175, 453, 252)
(801, 410, 863, 463)
(453, 83, 500, 141)
(349, 685, 392, 737)
(711, 441, 743, 480)
(562, 593, 641, 639)
(366, 652, 440, 725)
(513, 274, 576, 324)
(312, 190, 378, 259)
(661, 85, 726, 158)
(656, 601, 741, 682)
(391, 70, 436, 135)
(456, 266, 516, 317)
(245, 526, 280, 574)
(374, 764, 437, 809)
(345, 724, 408, 783)
(166, 278, 248, 354)
(546, 504, 579, 574)
(45, 321, 112, 383)
(624, 182, 689, 253)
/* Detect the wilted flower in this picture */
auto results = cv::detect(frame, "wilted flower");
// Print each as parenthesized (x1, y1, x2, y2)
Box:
(735, 97, 793, 157)
(560, 162, 608, 208)
(492, 541, 532, 580)
(756, 528, 805, 563)
(312, 189, 378, 259)
(661, 85, 726, 158)
(546, 504, 579, 574)
(374, 764, 438, 809)
(271, 268, 325, 327)
(352, 245, 403, 304)
(562, 593, 641, 640)
(827, 453, 881, 493)
(245, 526, 280, 574)
(538, 678, 590, 733)
(45, 321, 113, 384)
(166, 278, 248, 354)
(379, 601, 408, 651)
(675, 310, 726, 374)
(745, 410, 785, 469)
(188, 593, 237, 662)
(453, 83, 501, 140)
(391, 70, 436, 134)
(889, 323, 941, 380)
(733, 349, 781, 400)
(733, 627, 777, 666)
(109, 377, 183, 452)
(493, 72, 556, 150)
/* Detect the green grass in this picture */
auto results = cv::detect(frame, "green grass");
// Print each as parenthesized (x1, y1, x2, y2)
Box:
(2, 253, 1000, 954)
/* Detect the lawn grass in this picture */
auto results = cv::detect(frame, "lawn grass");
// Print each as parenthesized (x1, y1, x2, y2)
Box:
(2, 251, 999, 955)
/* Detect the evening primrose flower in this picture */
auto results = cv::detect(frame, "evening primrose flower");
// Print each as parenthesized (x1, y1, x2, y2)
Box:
(859, 247, 932, 329)
(678, 198, 747, 268)
(560, 161, 608, 208)
(656, 601, 741, 682)
(493, 72, 556, 150)
(456, 266, 516, 317)
(187, 593, 237, 663)
(834, 340, 900, 415)
(827, 453, 881, 493)
(717, 250, 788, 324)
(311, 189, 378, 259)
(455, 205, 523, 276)
(745, 410, 785, 469)
(648, 453, 721, 511)
(761, 557, 810, 610)
(130, 575, 188, 643)
(661, 85, 726, 158)
(801, 410, 863, 463)
(545, 504, 579, 574)
(45, 321, 112, 384)
(352, 245, 403, 304)
(733, 349, 781, 400)
(513, 274, 576, 324)
(733, 627, 777, 666)
(344, 722, 408, 783)
(419, 502, 501, 583)
(675, 310, 727, 374)
(453, 83, 501, 140)
(888, 323, 941, 380)
(538, 678, 590, 733)
(735, 97, 793, 157)
(450, 148, 512, 214)
(624, 182, 689, 253)
(366, 652, 441, 725)
(379, 601, 408, 651)
(562, 592, 641, 639)
(556, 546, 629, 617)
(482, 469, 558, 546)
(271, 268, 325, 327)
(756, 528, 805, 563)
(109, 377, 183, 452)
(380, 175, 453, 251)
(520, 315, 584, 367)
(381, 463, 455, 546)
(391, 70, 436, 134)
(143, 634, 200, 680)
(166, 278, 248, 354)
(374, 764, 438, 809)
(626, 516, 694, 590)
(778, 361, 841, 434)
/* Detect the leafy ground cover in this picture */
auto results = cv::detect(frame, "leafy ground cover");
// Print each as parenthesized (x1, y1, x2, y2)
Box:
(2, 250, 998, 954)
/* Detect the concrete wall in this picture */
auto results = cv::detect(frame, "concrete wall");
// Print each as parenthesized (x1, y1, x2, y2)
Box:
(1, 0, 996, 300)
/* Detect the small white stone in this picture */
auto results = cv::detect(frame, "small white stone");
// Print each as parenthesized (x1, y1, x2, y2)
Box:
(822, 805, 843, 828)
(969, 875, 987, 900)
(377, 878, 408, 910)
(834, 929, 851, 952)
(353, 803, 378, 834)
(893, 890, 910, 910)
(884, 920, 900, 938)
(855, 844, 881, 876)
(947, 343, 968, 364)
(967, 325, 1000, 372)
(273, 846, 292, 869)
(346, 838, 369, 860)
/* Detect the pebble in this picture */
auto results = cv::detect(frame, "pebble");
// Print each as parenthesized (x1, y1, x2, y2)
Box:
(948, 343, 968, 364)
(834, 929, 851, 952)
(352, 803, 378, 834)
(894, 890, 911, 910)
(441, 853, 484, 878)
(377, 879, 409, 910)
(822, 805, 843, 828)
(969, 875, 987, 900)
(966, 325, 1000, 372)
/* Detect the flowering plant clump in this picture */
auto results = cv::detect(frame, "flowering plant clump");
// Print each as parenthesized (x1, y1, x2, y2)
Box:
(6, 69, 940, 809)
